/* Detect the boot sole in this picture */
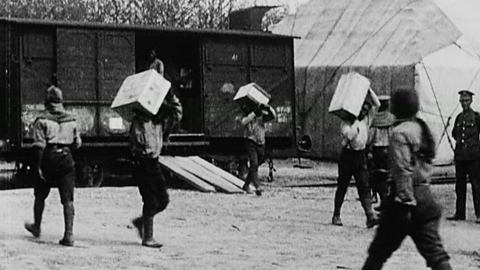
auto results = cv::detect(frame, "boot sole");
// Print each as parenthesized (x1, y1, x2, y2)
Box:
(59, 239, 74, 246)
(142, 242, 163, 248)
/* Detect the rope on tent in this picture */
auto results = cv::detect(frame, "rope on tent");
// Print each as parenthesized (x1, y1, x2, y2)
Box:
(420, 62, 455, 152)
(300, 0, 421, 117)
(409, 0, 477, 148)
(289, 4, 299, 37)
(435, 61, 480, 154)
(454, 40, 480, 62)
(418, 16, 480, 152)
(298, 0, 351, 119)
(294, 0, 331, 65)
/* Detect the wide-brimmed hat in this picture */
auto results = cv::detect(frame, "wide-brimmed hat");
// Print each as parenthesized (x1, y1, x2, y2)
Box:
(46, 85, 63, 103)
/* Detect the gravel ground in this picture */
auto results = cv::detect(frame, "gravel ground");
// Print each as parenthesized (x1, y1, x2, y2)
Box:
(1, 158, 479, 270)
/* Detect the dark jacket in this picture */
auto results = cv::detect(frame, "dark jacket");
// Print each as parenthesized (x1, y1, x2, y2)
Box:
(452, 108, 480, 160)
(389, 118, 441, 222)
(130, 92, 182, 159)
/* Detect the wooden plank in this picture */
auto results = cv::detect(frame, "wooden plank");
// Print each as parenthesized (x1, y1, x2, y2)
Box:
(173, 157, 244, 194)
(188, 156, 255, 191)
(158, 156, 216, 193)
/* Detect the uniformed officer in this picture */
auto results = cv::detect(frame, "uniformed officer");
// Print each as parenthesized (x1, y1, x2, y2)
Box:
(447, 90, 480, 223)
(25, 86, 82, 246)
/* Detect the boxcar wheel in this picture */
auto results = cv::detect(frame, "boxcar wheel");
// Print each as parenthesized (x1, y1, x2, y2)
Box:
(77, 163, 104, 188)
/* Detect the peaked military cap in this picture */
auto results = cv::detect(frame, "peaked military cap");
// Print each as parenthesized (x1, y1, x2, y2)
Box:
(458, 90, 474, 96)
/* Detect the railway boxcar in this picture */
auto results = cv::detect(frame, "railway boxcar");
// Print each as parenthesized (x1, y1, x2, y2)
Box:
(0, 17, 295, 186)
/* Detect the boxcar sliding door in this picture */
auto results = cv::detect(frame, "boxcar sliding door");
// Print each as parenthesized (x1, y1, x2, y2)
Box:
(56, 28, 135, 139)
(202, 40, 248, 138)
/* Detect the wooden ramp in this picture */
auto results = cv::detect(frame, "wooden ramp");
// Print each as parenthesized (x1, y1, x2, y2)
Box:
(158, 156, 246, 193)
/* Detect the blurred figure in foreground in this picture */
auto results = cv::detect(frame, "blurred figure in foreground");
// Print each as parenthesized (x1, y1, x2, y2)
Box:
(362, 89, 452, 270)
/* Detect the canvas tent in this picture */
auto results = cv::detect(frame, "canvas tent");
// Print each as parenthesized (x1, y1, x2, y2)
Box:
(272, 0, 480, 165)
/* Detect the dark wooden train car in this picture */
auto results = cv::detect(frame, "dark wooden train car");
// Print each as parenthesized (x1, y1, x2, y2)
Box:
(0, 17, 295, 185)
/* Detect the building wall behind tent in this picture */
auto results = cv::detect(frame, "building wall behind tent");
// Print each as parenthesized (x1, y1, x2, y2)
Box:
(296, 65, 414, 160)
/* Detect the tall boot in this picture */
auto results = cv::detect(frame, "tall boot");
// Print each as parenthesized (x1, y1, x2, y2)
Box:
(332, 188, 346, 226)
(59, 202, 74, 246)
(142, 216, 163, 248)
(375, 189, 389, 213)
(249, 170, 262, 196)
(132, 216, 144, 239)
(361, 257, 383, 270)
(361, 196, 379, 228)
(432, 260, 452, 270)
(25, 199, 45, 237)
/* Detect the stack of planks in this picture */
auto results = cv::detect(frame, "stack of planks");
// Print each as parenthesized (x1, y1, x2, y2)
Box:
(158, 156, 255, 193)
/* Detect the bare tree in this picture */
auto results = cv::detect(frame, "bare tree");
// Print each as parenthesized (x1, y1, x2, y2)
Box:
(0, 0, 286, 30)
(262, 5, 288, 32)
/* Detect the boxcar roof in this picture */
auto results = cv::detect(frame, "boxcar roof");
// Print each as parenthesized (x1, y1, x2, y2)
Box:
(0, 16, 297, 40)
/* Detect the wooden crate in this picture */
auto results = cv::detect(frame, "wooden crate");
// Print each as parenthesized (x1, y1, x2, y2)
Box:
(328, 72, 371, 120)
(111, 69, 171, 121)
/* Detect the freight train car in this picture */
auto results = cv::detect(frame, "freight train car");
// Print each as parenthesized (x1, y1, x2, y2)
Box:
(0, 17, 295, 186)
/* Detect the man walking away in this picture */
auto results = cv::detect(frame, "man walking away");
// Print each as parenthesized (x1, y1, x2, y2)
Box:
(25, 85, 82, 247)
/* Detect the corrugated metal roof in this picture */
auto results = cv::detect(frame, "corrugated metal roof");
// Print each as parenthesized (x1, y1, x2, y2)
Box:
(0, 16, 295, 40)
(272, 0, 462, 67)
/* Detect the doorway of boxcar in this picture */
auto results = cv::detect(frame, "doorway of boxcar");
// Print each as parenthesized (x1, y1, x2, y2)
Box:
(135, 33, 203, 137)
(62, 30, 206, 187)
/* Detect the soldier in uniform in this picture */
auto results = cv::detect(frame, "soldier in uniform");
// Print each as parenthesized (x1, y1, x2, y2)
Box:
(25, 86, 82, 246)
(447, 90, 480, 223)
(130, 90, 182, 248)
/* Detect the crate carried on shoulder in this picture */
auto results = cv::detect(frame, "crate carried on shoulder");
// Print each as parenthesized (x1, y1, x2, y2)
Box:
(111, 69, 172, 121)
(0, 17, 296, 187)
(328, 71, 373, 121)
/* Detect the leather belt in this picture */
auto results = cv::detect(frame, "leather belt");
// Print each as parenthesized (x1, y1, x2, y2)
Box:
(46, 144, 70, 152)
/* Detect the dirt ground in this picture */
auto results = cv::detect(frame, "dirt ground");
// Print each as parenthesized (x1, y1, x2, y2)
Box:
(1, 159, 480, 270)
